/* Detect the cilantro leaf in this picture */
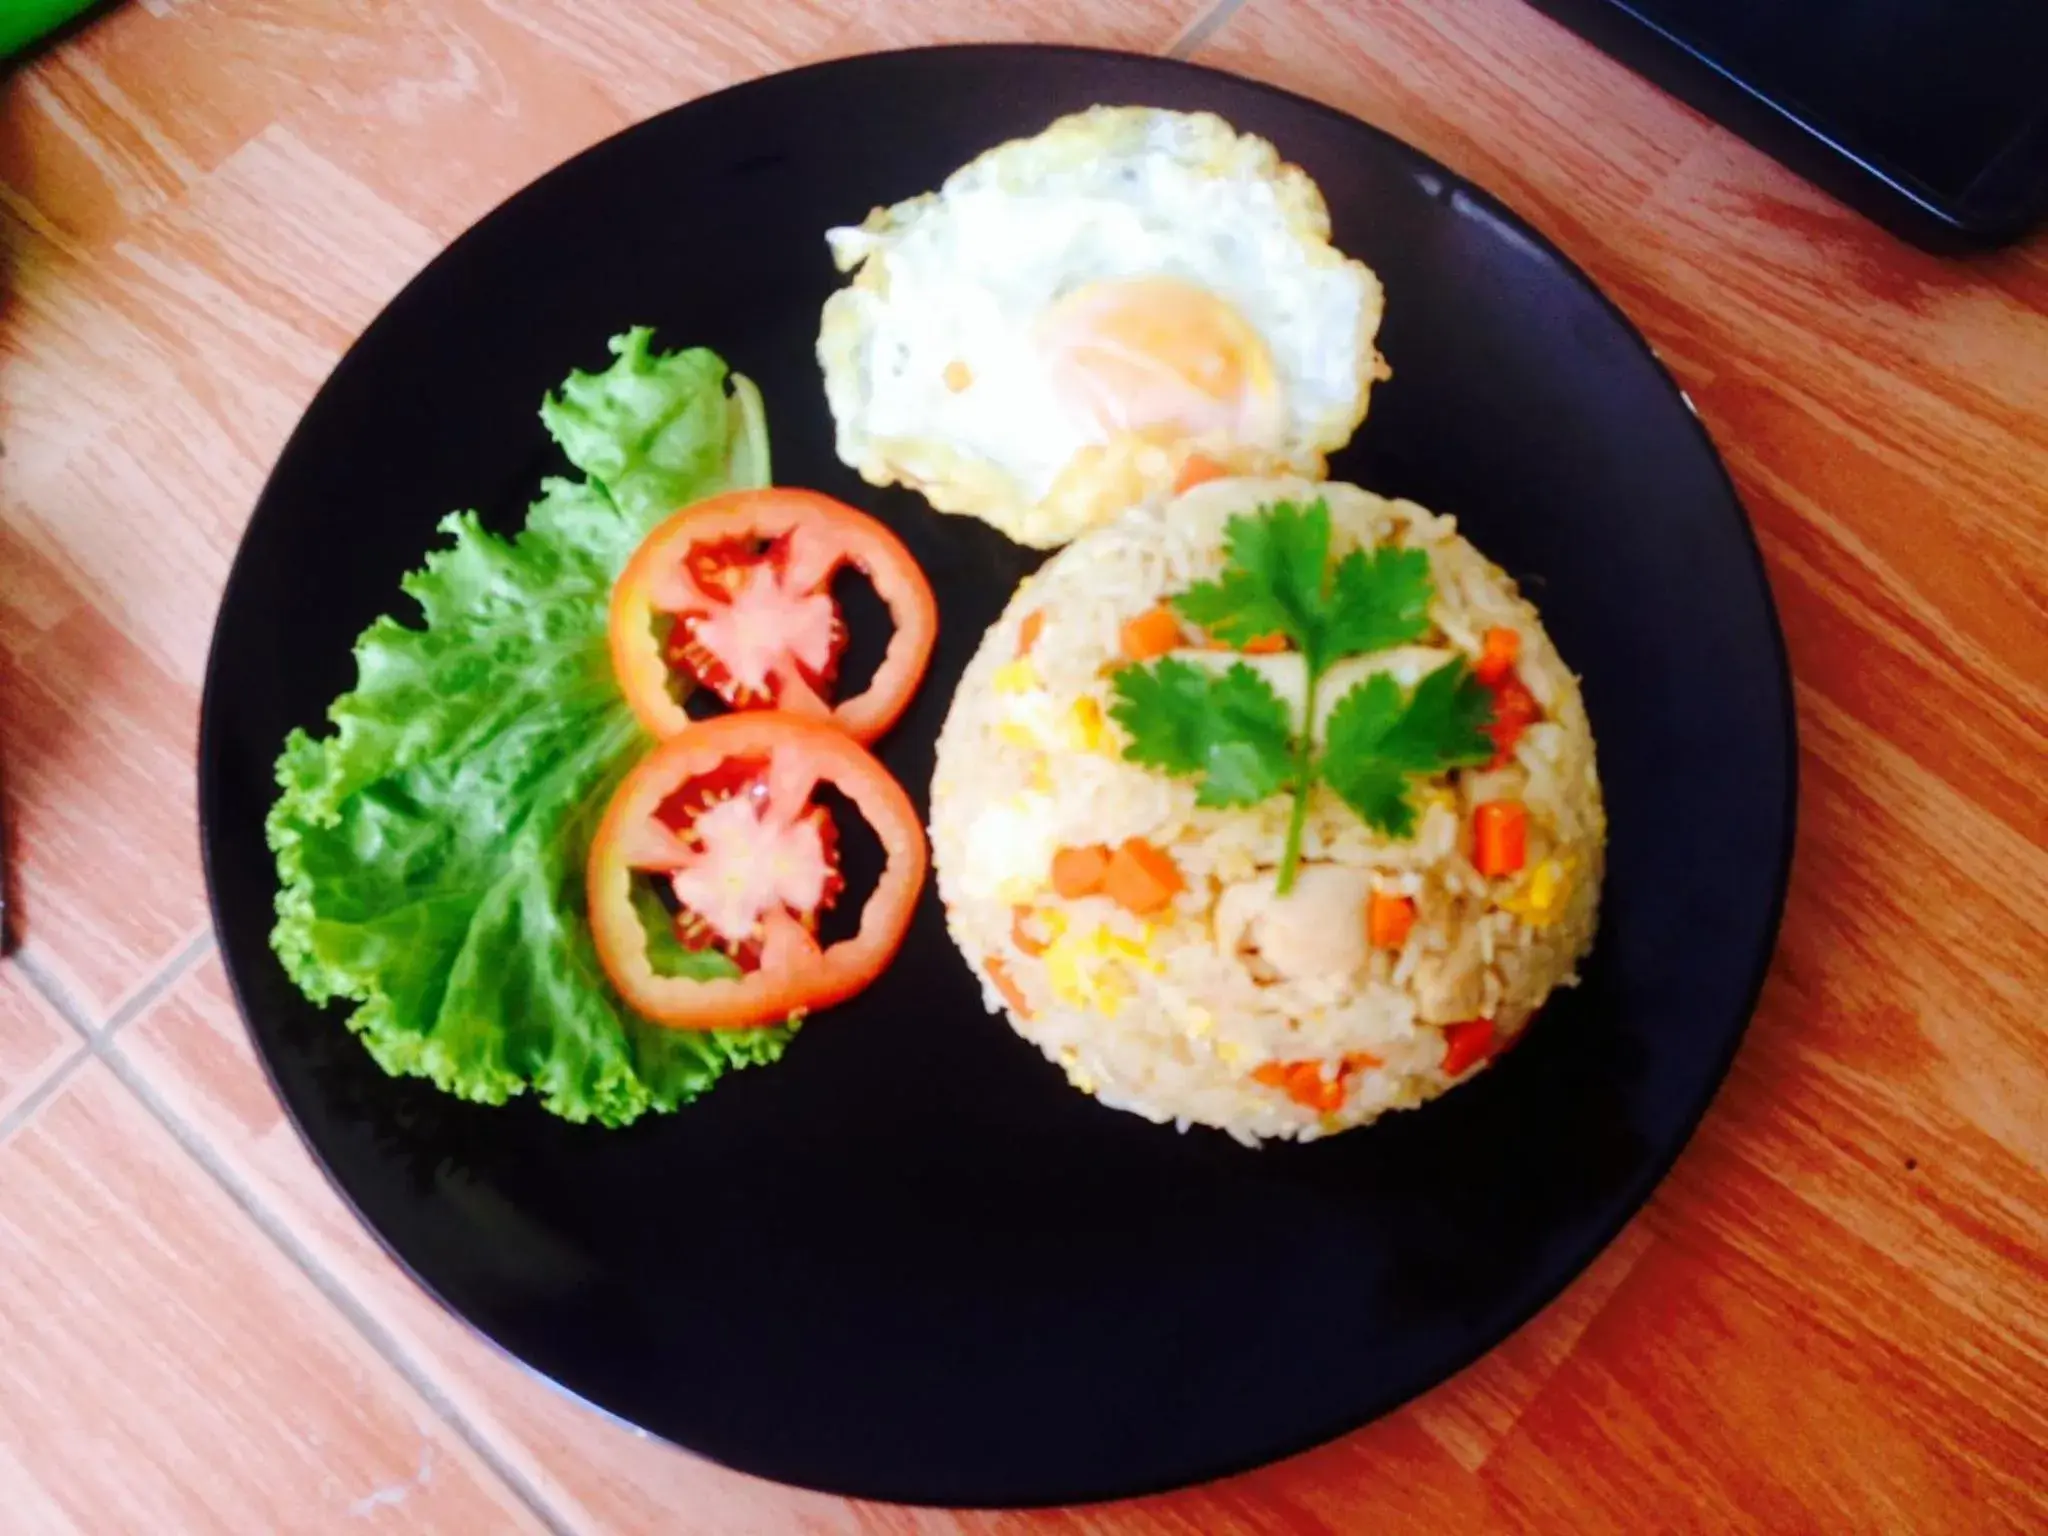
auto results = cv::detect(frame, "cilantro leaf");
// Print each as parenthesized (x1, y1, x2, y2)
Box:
(1108, 658, 1214, 777)
(1174, 499, 1332, 655)
(1325, 546, 1435, 656)
(1321, 660, 1496, 836)
(1374, 656, 1497, 770)
(1111, 499, 1489, 891)
(1197, 664, 1297, 807)
(1326, 759, 1420, 839)
(1109, 658, 1294, 808)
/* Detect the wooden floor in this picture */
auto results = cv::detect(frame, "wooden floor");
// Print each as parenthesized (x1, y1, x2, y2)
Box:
(2, 1, 2045, 1530)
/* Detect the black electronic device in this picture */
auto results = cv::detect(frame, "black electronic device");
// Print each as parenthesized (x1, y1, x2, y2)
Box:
(1525, 0, 2048, 250)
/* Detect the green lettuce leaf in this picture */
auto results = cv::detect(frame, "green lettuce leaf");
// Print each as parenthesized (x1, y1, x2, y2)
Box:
(268, 328, 789, 1127)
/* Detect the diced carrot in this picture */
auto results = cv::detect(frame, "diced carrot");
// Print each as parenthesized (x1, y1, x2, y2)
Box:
(1254, 1060, 1346, 1113)
(1367, 889, 1417, 949)
(1296, 1065, 1345, 1113)
(1051, 843, 1113, 898)
(1120, 604, 1184, 661)
(1475, 626, 1521, 684)
(1441, 1018, 1497, 1076)
(1485, 675, 1540, 766)
(1011, 906, 1048, 957)
(984, 956, 1032, 1019)
(1342, 1051, 1384, 1074)
(1303, 1076, 1346, 1113)
(1102, 838, 1184, 915)
(1173, 453, 1229, 493)
(1017, 609, 1045, 657)
(1473, 800, 1528, 877)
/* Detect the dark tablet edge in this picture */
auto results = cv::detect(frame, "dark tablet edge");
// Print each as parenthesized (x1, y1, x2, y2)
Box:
(1521, 0, 2048, 252)
(195, 42, 1800, 1509)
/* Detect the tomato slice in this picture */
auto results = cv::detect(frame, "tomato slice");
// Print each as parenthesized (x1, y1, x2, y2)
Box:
(610, 489, 937, 744)
(588, 712, 928, 1029)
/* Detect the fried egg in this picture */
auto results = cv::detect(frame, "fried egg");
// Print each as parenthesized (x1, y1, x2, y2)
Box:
(818, 107, 1388, 547)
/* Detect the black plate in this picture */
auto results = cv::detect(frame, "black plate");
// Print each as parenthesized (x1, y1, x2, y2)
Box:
(200, 45, 1795, 1507)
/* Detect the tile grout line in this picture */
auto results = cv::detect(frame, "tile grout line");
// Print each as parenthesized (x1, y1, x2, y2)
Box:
(1166, 0, 1252, 59)
(96, 1043, 582, 1536)
(12, 926, 215, 1042)
(102, 927, 217, 1035)
(11, 936, 576, 1533)
(12, 948, 101, 1044)
(0, 1042, 91, 1146)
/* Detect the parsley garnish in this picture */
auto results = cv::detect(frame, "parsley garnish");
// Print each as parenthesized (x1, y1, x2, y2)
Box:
(1107, 499, 1495, 892)
(1114, 658, 1294, 807)
(1321, 663, 1495, 840)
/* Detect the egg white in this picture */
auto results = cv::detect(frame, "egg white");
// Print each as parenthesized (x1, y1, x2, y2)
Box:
(818, 106, 1388, 547)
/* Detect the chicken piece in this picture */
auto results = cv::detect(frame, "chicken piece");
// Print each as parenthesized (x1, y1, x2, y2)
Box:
(1213, 864, 1374, 992)
(1412, 925, 1486, 1022)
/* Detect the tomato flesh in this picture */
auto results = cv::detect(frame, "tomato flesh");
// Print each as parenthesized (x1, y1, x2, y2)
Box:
(662, 533, 846, 711)
(650, 753, 843, 968)
(652, 753, 770, 832)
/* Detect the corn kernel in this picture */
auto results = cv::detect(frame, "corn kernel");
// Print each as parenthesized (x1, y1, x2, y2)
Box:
(995, 875, 1042, 905)
(1064, 696, 1111, 752)
(992, 659, 1041, 695)
(1501, 856, 1574, 926)
(1046, 936, 1091, 1008)
(1095, 975, 1129, 1018)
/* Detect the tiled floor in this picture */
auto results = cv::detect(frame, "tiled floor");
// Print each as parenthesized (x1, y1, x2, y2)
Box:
(4, 0, 2045, 1530)
(0, 966, 75, 1127)
(112, 956, 905, 1533)
(0, 523, 212, 1022)
(0, 1060, 543, 1531)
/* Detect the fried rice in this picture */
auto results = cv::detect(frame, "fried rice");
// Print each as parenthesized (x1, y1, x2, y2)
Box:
(929, 476, 1604, 1143)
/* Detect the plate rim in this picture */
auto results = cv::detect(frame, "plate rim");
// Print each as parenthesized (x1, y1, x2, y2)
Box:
(196, 41, 1800, 1507)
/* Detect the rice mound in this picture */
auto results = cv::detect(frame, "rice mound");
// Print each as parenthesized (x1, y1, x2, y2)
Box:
(929, 476, 1604, 1144)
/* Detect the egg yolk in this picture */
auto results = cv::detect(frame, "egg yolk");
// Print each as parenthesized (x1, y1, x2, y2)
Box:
(1036, 277, 1283, 446)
